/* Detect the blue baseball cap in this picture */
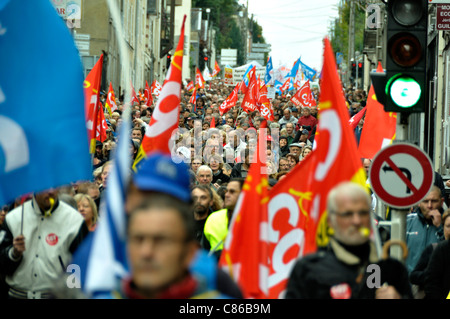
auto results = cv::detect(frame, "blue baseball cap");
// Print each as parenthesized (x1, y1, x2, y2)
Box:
(133, 152, 191, 202)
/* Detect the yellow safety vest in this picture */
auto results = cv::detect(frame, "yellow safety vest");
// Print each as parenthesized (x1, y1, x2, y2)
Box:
(203, 209, 228, 252)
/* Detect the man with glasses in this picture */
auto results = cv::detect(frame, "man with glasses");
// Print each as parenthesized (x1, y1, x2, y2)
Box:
(285, 182, 412, 299)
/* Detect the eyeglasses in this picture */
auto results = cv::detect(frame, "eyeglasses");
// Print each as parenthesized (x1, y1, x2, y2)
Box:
(334, 210, 370, 219)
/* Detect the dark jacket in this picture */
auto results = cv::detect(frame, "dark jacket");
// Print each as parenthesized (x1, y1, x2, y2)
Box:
(230, 163, 249, 179)
(424, 239, 450, 299)
(406, 207, 444, 273)
(409, 242, 438, 289)
(212, 169, 230, 185)
(285, 238, 412, 299)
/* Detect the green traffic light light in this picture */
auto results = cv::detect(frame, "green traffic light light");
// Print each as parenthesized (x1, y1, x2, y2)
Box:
(386, 74, 421, 108)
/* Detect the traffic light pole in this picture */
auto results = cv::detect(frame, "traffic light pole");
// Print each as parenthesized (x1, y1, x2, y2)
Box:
(389, 113, 410, 261)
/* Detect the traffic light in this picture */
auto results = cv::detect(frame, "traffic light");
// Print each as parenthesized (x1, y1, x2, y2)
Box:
(384, 0, 428, 113)
(166, 53, 172, 69)
(351, 62, 356, 78)
(357, 62, 363, 78)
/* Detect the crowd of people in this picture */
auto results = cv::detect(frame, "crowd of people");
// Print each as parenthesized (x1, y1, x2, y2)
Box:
(1, 77, 450, 300)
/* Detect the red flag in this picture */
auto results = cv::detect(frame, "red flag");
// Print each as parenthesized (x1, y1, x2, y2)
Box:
(130, 82, 140, 106)
(258, 80, 275, 122)
(290, 80, 316, 107)
(239, 66, 256, 95)
(265, 38, 367, 298)
(195, 67, 205, 89)
(151, 80, 162, 97)
(219, 121, 270, 299)
(279, 78, 290, 92)
(349, 106, 367, 130)
(219, 83, 239, 116)
(83, 54, 103, 153)
(210, 117, 216, 128)
(104, 82, 117, 116)
(96, 103, 107, 142)
(212, 60, 221, 77)
(241, 70, 258, 113)
(133, 16, 187, 170)
(358, 62, 397, 159)
(189, 87, 197, 105)
(144, 81, 153, 107)
(186, 80, 194, 93)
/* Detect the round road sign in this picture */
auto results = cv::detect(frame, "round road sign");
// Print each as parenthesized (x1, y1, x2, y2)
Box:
(369, 143, 434, 209)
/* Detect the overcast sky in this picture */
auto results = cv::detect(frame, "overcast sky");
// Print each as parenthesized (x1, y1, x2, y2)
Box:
(243, 0, 340, 71)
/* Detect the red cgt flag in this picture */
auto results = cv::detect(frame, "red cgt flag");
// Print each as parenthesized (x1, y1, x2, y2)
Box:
(258, 79, 274, 122)
(144, 80, 153, 107)
(133, 16, 187, 170)
(83, 54, 103, 154)
(279, 78, 291, 92)
(290, 80, 316, 107)
(241, 70, 259, 113)
(104, 82, 117, 116)
(219, 121, 270, 299)
(358, 62, 397, 159)
(219, 83, 239, 116)
(151, 80, 162, 98)
(265, 38, 367, 299)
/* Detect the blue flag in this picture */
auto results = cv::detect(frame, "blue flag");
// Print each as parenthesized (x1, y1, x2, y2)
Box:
(274, 80, 283, 95)
(299, 59, 317, 81)
(285, 58, 300, 79)
(242, 64, 254, 87)
(0, 0, 91, 206)
(265, 56, 273, 85)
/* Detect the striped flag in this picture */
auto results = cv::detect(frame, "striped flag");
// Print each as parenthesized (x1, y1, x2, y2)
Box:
(71, 109, 132, 298)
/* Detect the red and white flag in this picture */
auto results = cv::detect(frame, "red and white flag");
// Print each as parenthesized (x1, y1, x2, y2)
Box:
(241, 70, 259, 113)
(133, 16, 187, 170)
(290, 80, 316, 107)
(279, 78, 291, 92)
(263, 38, 367, 299)
(258, 81, 275, 122)
(104, 82, 117, 116)
(151, 80, 162, 97)
(219, 83, 239, 116)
